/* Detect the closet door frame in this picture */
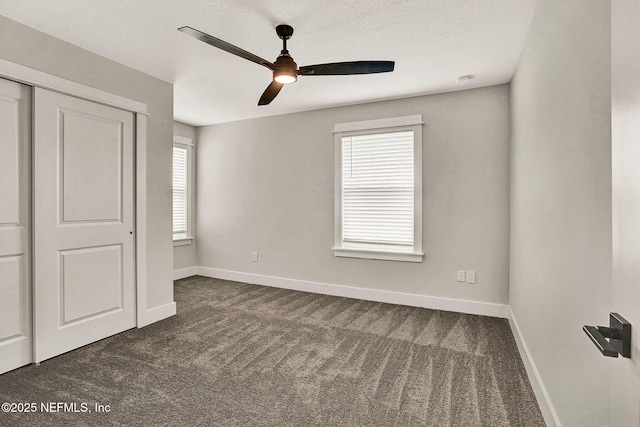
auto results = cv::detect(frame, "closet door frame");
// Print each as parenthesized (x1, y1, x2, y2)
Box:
(0, 58, 156, 329)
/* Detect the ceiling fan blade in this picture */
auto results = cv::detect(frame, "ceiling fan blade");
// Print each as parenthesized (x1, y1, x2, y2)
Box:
(258, 81, 284, 105)
(298, 61, 394, 76)
(178, 26, 275, 71)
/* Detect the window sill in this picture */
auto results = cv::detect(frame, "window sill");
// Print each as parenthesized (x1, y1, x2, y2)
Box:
(332, 247, 424, 263)
(173, 237, 194, 247)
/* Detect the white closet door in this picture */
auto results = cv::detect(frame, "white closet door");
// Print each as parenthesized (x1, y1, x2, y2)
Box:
(0, 78, 31, 374)
(34, 87, 136, 363)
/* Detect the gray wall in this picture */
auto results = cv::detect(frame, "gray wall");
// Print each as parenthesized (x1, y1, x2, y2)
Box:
(173, 121, 198, 272)
(510, 1, 612, 425)
(197, 85, 510, 304)
(0, 16, 174, 311)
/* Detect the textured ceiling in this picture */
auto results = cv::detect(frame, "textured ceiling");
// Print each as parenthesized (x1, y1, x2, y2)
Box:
(1, 0, 537, 126)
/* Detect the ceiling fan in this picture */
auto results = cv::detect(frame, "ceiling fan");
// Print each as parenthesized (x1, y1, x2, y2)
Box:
(178, 24, 395, 105)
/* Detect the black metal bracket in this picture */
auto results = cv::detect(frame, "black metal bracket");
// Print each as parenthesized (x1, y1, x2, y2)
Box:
(583, 313, 631, 358)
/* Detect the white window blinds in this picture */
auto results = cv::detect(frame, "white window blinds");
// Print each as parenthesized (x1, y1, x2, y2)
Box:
(173, 145, 188, 238)
(341, 130, 415, 248)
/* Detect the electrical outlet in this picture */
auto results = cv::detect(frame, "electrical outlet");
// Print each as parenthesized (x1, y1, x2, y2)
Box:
(457, 271, 466, 282)
(252, 251, 258, 262)
(466, 270, 476, 284)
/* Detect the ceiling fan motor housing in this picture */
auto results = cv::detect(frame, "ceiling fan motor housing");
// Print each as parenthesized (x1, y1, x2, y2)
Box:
(274, 53, 298, 83)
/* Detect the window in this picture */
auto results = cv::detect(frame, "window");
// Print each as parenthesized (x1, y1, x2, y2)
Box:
(333, 115, 423, 262)
(173, 135, 193, 245)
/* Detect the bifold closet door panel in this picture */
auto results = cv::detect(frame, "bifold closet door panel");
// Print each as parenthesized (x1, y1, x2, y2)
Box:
(33, 87, 136, 363)
(0, 78, 31, 375)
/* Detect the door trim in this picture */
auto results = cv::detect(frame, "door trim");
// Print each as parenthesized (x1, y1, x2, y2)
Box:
(0, 59, 147, 115)
(0, 58, 155, 328)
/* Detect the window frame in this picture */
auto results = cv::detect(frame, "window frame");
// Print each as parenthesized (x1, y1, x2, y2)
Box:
(332, 115, 424, 262)
(173, 135, 194, 246)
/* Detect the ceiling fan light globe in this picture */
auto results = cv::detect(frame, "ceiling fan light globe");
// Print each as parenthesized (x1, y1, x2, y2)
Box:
(274, 71, 297, 84)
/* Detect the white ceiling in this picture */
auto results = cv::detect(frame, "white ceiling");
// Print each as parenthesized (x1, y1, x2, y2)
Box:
(1, 0, 537, 126)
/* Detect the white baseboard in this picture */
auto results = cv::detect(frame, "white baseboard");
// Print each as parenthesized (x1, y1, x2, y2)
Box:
(137, 302, 177, 328)
(508, 307, 560, 427)
(174, 266, 198, 281)
(196, 267, 509, 318)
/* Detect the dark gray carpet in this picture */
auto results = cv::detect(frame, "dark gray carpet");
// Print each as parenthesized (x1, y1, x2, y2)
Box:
(0, 276, 545, 426)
